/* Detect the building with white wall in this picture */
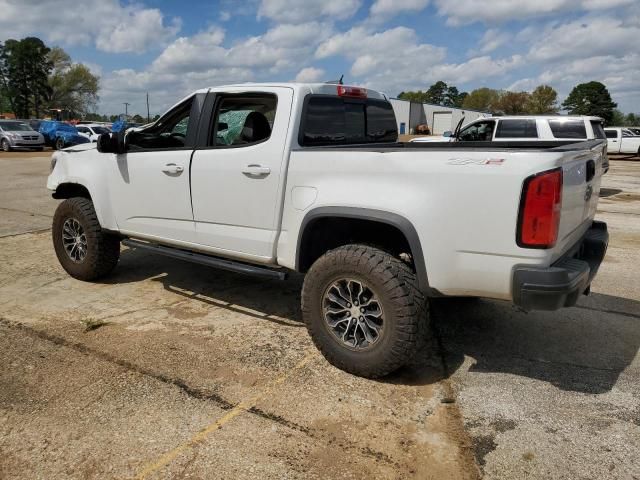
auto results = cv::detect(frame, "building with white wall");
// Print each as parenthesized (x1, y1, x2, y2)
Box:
(389, 98, 489, 135)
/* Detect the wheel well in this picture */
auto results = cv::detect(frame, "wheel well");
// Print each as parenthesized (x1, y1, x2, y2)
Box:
(52, 183, 91, 200)
(297, 216, 413, 273)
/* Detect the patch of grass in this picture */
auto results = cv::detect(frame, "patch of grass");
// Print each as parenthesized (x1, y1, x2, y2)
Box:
(81, 318, 109, 332)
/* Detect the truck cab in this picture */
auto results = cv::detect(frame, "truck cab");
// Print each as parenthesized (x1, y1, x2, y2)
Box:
(604, 127, 640, 155)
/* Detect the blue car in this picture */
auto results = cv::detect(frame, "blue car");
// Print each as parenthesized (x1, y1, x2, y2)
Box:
(39, 121, 91, 150)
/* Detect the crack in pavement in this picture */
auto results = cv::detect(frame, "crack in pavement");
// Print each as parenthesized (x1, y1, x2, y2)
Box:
(0, 317, 401, 471)
(0, 206, 53, 218)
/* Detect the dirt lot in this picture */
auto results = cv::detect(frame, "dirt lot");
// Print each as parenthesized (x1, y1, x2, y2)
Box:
(0, 150, 638, 479)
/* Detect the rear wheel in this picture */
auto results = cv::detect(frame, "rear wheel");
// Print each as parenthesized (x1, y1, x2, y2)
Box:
(302, 244, 428, 378)
(55, 137, 65, 150)
(52, 197, 120, 280)
(1, 139, 10, 152)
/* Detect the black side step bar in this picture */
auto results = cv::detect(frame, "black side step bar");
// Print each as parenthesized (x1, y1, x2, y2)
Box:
(122, 239, 287, 280)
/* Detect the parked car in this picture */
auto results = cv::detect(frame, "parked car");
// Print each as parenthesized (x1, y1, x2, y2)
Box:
(47, 83, 608, 378)
(604, 127, 640, 156)
(410, 115, 606, 142)
(39, 121, 91, 150)
(28, 119, 43, 132)
(0, 120, 45, 151)
(76, 124, 111, 143)
(626, 127, 640, 136)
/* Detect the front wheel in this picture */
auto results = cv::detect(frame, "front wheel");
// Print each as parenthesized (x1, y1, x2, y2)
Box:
(55, 137, 65, 150)
(52, 197, 120, 280)
(1, 139, 11, 152)
(302, 245, 428, 378)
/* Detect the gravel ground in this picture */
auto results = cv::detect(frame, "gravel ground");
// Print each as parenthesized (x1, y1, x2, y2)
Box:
(0, 150, 638, 479)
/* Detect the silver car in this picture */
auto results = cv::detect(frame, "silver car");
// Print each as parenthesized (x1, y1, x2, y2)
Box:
(0, 120, 45, 152)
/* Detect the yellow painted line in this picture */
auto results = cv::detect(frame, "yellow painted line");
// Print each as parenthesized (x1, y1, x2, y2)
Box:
(134, 351, 315, 479)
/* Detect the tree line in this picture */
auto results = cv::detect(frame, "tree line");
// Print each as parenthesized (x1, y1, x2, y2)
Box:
(0, 37, 99, 119)
(399, 80, 637, 125)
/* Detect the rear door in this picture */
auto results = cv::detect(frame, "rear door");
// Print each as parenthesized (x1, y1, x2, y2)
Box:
(605, 129, 620, 152)
(620, 129, 640, 154)
(189, 87, 294, 262)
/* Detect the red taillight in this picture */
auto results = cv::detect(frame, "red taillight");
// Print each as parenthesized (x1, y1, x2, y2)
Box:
(517, 168, 563, 248)
(337, 85, 367, 98)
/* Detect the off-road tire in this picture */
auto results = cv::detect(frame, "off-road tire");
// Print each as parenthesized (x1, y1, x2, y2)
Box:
(1, 139, 10, 152)
(55, 137, 65, 150)
(52, 197, 120, 280)
(302, 244, 428, 378)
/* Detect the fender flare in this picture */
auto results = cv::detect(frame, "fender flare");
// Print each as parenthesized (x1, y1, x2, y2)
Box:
(296, 206, 437, 296)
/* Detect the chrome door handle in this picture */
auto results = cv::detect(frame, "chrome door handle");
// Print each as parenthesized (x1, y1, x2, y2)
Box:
(242, 164, 271, 176)
(162, 163, 184, 174)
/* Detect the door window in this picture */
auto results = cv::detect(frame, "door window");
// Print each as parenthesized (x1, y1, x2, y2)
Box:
(458, 120, 496, 141)
(127, 96, 196, 151)
(209, 94, 277, 147)
(604, 130, 617, 139)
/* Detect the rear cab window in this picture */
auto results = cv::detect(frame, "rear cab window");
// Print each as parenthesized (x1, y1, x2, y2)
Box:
(548, 120, 587, 139)
(495, 119, 538, 139)
(299, 95, 397, 146)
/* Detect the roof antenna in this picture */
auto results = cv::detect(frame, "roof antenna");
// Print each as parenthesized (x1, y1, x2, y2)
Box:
(325, 74, 344, 85)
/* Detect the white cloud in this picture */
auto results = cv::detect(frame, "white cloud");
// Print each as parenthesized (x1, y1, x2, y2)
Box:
(477, 29, 511, 54)
(527, 17, 640, 62)
(295, 67, 326, 82)
(0, 0, 180, 53)
(315, 25, 522, 94)
(370, 0, 429, 19)
(257, 0, 362, 22)
(99, 21, 334, 114)
(434, 0, 635, 25)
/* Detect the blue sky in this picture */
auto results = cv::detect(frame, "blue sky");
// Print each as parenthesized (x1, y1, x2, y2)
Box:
(2, 0, 638, 116)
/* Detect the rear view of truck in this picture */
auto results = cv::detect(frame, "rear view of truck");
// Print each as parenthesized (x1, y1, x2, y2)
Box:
(512, 142, 608, 310)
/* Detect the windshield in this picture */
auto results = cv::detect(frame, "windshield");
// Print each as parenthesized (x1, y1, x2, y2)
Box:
(92, 126, 110, 135)
(0, 121, 33, 131)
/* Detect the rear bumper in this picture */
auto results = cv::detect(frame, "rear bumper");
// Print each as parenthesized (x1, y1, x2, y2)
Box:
(512, 221, 608, 311)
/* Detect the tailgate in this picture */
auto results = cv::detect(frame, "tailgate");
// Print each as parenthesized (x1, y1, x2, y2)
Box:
(552, 142, 606, 261)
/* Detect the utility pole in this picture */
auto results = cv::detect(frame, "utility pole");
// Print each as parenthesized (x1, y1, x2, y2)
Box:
(146, 93, 150, 123)
(123, 102, 130, 120)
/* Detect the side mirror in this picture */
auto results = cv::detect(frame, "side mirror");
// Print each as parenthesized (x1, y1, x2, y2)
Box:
(97, 131, 126, 154)
(442, 131, 452, 137)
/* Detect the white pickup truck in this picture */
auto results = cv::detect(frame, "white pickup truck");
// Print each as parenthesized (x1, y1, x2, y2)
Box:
(411, 115, 606, 143)
(604, 127, 640, 155)
(47, 83, 609, 378)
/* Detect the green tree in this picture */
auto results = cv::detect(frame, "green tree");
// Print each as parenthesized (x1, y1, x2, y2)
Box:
(562, 81, 617, 123)
(494, 91, 531, 115)
(610, 109, 626, 126)
(525, 85, 558, 114)
(397, 90, 428, 102)
(624, 113, 639, 126)
(447, 88, 468, 108)
(47, 47, 99, 118)
(131, 114, 145, 123)
(0, 37, 52, 118)
(461, 87, 500, 112)
(425, 81, 448, 105)
(399, 81, 468, 107)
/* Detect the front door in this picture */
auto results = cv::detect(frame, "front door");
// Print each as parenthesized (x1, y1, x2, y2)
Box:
(190, 87, 294, 262)
(107, 94, 203, 244)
